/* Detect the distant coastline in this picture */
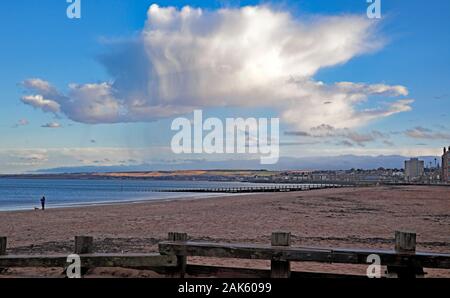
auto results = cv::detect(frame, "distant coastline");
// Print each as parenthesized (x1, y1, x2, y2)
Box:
(0, 169, 275, 180)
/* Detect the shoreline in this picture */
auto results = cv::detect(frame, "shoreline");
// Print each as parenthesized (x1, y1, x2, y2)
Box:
(0, 192, 247, 213)
(0, 178, 305, 212)
(1, 185, 449, 277)
(2, 185, 448, 250)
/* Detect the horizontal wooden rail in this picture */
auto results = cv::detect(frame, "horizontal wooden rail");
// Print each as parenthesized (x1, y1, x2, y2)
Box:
(160, 231, 448, 278)
(0, 253, 177, 269)
(1, 232, 449, 278)
(0, 236, 177, 276)
(159, 241, 450, 269)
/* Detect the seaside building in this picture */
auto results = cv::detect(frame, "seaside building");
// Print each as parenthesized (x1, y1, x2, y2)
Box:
(404, 158, 424, 182)
(442, 146, 450, 183)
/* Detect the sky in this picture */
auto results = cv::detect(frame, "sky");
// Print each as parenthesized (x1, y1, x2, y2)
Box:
(0, 0, 449, 173)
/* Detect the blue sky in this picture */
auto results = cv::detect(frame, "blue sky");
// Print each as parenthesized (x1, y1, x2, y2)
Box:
(0, 0, 449, 173)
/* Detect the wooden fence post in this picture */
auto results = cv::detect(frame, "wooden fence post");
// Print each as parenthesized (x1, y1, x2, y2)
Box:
(73, 236, 94, 277)
(0, 237, 6, 273)
(270, 232, 291, 278)
(395, 231, 416, 253)
(387, 231, 424, 278)
(0, 237, 6, 256)
(168, 232, 188, 278)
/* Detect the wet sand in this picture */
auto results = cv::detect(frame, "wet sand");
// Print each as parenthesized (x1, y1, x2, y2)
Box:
(0, 185, 449, 277)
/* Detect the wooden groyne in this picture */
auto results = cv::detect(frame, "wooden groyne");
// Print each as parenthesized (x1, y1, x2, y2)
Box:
(1, 231, 449, 278)
(152, 183, 348, 194)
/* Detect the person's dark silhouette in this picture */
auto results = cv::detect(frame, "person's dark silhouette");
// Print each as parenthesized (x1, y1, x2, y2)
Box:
(40, 196, 46, 210)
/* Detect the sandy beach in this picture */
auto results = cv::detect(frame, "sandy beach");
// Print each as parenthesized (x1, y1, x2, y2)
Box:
(0, 185, 449, 277)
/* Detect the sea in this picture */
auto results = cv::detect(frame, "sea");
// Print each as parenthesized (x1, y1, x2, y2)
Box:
(0, 178, 294, 211)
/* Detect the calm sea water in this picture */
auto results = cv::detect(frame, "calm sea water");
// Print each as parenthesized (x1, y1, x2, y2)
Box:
(0, 178, 290, 211)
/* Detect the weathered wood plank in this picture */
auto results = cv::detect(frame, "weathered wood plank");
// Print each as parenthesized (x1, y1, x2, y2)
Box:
(160, 241, 333, 262)
(158, 241, 450, 269)
(0, 253, 177, 268)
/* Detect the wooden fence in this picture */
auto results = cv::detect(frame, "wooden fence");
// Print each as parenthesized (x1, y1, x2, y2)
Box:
(1, 231, 449, 278)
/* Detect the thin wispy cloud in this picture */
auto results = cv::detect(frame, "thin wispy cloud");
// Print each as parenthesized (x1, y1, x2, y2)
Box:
(285, 124, 390, 147)
(41, 122, 61, 128)
(336, 140, 354, 147)
(0, 147, 174, 173)
(404, 126, 450, 140)
(13, 119, 29, 128)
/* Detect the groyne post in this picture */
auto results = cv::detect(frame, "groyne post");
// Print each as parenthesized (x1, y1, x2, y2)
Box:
(270, 232, 291, 278)
(0, 237, 6, 256)
(168, 232, 188, 278)
(73, 236, 94, 277)
(387, 231, 424, 278)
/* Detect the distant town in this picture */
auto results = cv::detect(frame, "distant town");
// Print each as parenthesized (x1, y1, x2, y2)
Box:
(1, 146, 449, 186)
(246, 146, 449, 185)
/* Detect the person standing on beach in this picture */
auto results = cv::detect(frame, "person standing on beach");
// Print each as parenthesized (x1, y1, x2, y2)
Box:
(40, 196, 46, 210)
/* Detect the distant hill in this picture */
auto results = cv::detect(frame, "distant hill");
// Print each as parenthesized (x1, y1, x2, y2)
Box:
(34, 155, 441, 173)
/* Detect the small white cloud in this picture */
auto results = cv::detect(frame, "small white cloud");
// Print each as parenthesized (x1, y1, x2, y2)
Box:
(41, 122, 61, 128)
(21, 94, 60, 114)
(22, 78, 59, 96)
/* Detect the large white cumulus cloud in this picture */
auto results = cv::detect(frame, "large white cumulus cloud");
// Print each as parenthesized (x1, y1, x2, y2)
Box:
(21, 4, 413, 129)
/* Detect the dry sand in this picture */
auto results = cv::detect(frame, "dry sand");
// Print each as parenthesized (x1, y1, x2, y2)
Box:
(0, 185, 449, 277)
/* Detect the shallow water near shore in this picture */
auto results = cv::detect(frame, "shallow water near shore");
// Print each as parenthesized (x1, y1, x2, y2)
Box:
(0, 178, 298, 211)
